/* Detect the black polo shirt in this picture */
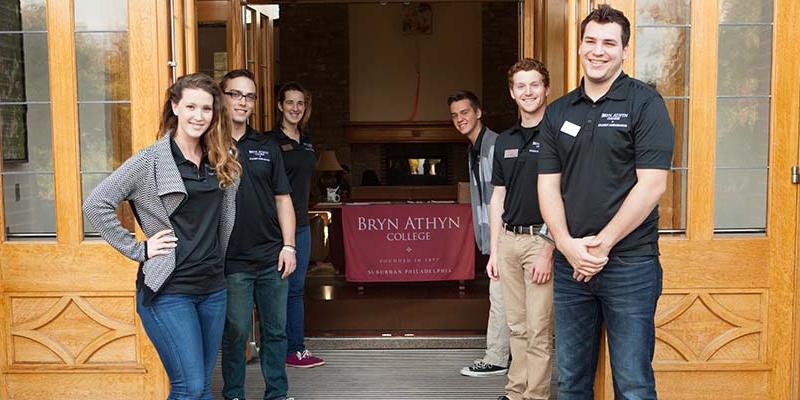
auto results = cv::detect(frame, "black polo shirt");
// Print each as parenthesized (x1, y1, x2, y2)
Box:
(226, 126, 292, 275)
(270, 127, 316, 226)
(160, 137, 225, 294)
(491, 124, 545, 226)
(538, 72, 674, 256)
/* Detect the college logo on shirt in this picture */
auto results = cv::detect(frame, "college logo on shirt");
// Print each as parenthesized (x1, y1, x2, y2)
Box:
(529, 141, 540, 153)
(248, 149, 272, 162)
(303, 142, 315, 152)
(598, 112, 630, 128)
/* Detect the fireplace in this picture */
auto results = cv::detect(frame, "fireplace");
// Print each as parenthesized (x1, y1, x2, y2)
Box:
(344, 121, 469, 200)
(385, 143, 449, 186)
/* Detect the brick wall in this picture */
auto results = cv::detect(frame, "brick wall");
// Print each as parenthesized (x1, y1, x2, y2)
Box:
(481, 2, 519, 132)
(277, 4, 350, 169)
(276, 3, 515, 191)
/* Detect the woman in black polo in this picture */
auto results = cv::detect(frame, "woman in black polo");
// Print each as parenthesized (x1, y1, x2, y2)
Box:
(269, 82, 325, 368)
(84, 73, 241, 398)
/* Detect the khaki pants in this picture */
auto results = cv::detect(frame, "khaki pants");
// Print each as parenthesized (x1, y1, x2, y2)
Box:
(498, 231, 554, 400)
(483, 277, 511, 367)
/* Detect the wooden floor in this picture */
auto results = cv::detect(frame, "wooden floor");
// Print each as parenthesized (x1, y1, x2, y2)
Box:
(211, 348, 558, 399)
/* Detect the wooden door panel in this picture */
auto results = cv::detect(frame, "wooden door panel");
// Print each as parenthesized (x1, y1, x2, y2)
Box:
(584, 1, 799, 398)
(8, 294, 137, 366)
(6, 374, 147, 400)
(2, 244, 136, 292)
(0, 0, 173, 398)
(655, 290, 766, 367)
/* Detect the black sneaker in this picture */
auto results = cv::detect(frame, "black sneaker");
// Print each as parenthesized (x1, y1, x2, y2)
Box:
(459, 359, 508, 377)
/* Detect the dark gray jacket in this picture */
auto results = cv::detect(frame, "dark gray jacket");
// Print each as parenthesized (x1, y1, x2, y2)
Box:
(84, 135, 238, 297)
(468, 127, 498, 255)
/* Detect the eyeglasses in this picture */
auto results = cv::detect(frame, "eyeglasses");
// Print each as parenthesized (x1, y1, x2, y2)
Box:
(224, 90, 257, 103)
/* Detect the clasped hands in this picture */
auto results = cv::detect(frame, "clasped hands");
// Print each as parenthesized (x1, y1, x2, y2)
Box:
(557, 235, 611, 282)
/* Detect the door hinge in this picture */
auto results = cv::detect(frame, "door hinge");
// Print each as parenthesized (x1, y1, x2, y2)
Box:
(793, 165, 800, 184)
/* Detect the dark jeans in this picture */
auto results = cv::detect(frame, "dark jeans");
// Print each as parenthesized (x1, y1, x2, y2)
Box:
(553, 254, 662, 400)
(136, 288, 227, 400)
(286, 224, 311, 354)
(221, 267, 289, 400)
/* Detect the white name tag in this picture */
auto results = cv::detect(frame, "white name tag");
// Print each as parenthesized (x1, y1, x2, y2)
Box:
(504, 149, 519, 158)
(560, 121, 581, 137)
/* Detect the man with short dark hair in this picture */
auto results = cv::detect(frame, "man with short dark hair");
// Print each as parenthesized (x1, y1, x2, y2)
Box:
(489, 59, 555, 400)
(538, 5, 674, 399)
(220, 69, 297, 400)
(447, 90, 510, 378)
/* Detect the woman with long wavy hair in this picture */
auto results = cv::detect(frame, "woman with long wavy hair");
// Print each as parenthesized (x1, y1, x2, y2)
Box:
(84, 73, 241, 399)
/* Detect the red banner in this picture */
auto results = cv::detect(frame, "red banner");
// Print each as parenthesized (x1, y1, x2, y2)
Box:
(342, 203, 475, 282)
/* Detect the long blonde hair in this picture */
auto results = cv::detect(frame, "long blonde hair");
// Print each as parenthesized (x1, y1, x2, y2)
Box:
(158, 73, 241, 187)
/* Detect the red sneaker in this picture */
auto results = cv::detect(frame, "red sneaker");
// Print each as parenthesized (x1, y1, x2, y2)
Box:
(285, 349, 326, 368)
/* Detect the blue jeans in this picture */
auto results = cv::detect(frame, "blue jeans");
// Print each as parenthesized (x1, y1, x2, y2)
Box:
(136, 288, 227, 400)
(221, 267, 288, 400)
(286, 224, 311, 354)
(553, 254, 662, 400)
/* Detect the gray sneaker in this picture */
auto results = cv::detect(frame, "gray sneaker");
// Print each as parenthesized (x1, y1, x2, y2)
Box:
(459, 359, 508, 377)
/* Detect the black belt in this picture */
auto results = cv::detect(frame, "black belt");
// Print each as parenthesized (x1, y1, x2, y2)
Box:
(504, 223, 544, 235)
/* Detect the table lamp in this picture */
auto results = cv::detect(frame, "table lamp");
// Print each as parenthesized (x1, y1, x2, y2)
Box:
(316, 150, 343, 201)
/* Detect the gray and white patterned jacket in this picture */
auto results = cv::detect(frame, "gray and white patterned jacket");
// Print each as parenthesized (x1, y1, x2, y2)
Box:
(468, 127, 498, 255)
(84, 135, 239, 297)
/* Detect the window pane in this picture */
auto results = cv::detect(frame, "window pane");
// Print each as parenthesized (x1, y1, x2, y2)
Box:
(635, 27, 689, 97)
(717, 26, 772, 97)
(74, 0, 127, 31)
(2, 104, 55, 237)
(246, 9, 256, 70)
(2, 104, 51, 168)
(720, 0, 772, 23)
(0, 33, 50, 102)
(75, 32, 130, 101)
(634, 20, 690, 231)
(714, 169, 767, 230)
(198, 23, 228, 81)
(716, 98, 769, 168)
(3, 173, 55, 236)
(659, 169, 686, 230)
(636, 0, 690, 25)
(79, 103, 131, 172)
(715, 1, 771, 232)
(0, 0, 46, 32)
(664, 98, 688, 169)
(75, 3, 131, 237)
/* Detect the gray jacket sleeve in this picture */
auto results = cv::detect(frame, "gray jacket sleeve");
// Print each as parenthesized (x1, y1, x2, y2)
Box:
(83, 150, 149, 262)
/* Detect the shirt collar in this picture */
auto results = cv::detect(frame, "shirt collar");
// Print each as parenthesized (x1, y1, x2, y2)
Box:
(170, 136, 207, 166)
(571, 71, 630, 104)
(237, 125, 260, 142)
(272, 126, 309, 144)
(170, 136, 191, 165)
(510, 122, 540, 136)
(471, 125, 486, 152)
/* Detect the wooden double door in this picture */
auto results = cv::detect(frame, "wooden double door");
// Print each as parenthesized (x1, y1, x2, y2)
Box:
(2, 0, 800, 399)
(552, 1, 800, 398)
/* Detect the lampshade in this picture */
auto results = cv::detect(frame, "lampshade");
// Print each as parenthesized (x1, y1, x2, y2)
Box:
(316, 150, 343, 171)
